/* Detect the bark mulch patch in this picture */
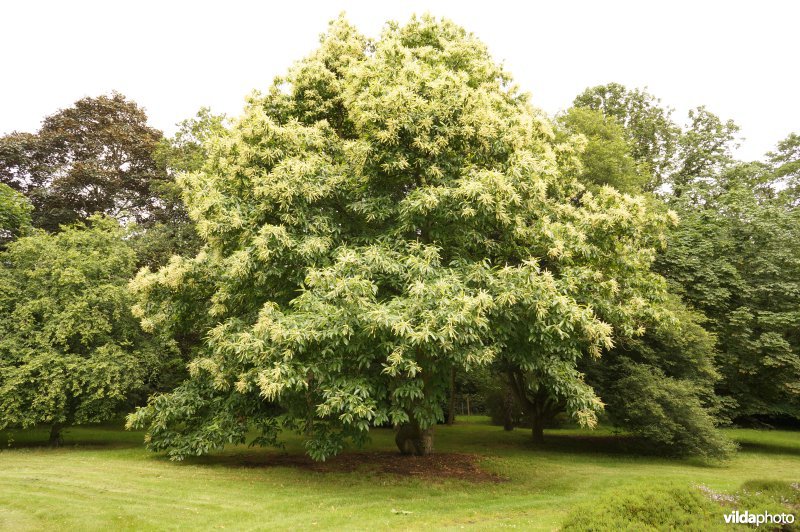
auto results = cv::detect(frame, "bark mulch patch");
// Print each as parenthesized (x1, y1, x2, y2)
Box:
(237, 451, 506, 483)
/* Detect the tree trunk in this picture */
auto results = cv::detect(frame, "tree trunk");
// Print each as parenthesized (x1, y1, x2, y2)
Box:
(531, 414, 544, 443)
(507, 369, 557, 443)
(466, 395, 471, 416)
(49, 423, 63, 447)
(395, 422, 434, 456)
(503, 391, 515, 431)
(446, 368, 456, 425)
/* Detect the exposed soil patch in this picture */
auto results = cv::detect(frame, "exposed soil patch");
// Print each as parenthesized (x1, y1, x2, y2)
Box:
(238, 451, 506, 483)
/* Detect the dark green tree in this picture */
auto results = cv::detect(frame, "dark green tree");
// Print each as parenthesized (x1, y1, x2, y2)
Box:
(767, 132, 800, 205)
(672, 106, 739, 195)
(657, 163, 800, 422)
(574, 83, 679, 190)
(130, 109, 223, 269)
(584, 294, 735, 458)
(574, 84, 739, 197)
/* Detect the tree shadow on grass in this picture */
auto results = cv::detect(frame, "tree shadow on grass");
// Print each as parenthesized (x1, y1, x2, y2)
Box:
(175, 429, 711, 479)
(735, 440, 800, 457)
(514, 433, 731, 468)
(182, 450, 507, 483)
(535, 433, 648, 455)
(0, 425, 143, 451)
(176, 427, 725, 476)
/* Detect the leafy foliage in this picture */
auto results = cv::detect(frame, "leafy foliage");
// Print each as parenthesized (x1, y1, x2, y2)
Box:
(0, 183, 32, 248)
(658, 164, 800, 421)
(127, 16, 683, 461)
(0, 93, 167, 231)
(604, 361, 736, 458)
(768, 132, 800, 205)
(557, 106, 647, 193)
(584, 294, 735, 458)
(574, 83, 680, 190)
(673, 106, 739, 193)
(574, 83, 739, 195)
(0, 216, 165, 438)
(577, 83, 796, 425)
(130, 109, 223, 269)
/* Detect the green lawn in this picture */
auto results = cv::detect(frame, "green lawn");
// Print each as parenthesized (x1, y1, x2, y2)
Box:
(0, 417, 798, 530)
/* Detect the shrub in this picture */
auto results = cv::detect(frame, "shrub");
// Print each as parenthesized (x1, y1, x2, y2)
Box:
(563, 481, 800, 531)
(606, 361, 737, 460)
(562, 485, 720, 531)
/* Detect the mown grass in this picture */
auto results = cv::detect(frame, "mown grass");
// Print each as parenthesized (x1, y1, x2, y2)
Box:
(0, 417, 798, 530)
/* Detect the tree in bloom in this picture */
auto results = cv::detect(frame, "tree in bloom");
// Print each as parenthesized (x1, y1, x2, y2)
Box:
(128, 16, 691, 459)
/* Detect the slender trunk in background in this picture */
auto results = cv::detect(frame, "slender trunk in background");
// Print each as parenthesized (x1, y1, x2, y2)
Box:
(447, 368, 456, 425)
(531, 414, 545, 443)
(503, 391, 515, 431)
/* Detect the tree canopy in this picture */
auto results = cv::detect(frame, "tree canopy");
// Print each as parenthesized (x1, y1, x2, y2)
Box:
(0, 93, 167, 231)
(0, 216, 165, 444)
(574, 84, 739, 196)
(767, 132, 800, 205)
(576, 84, 798, 425)
(126, 15, 694, 460)
(657, 162, 800, 422)
(0, 183, 32, 248)
(129, 109, 223, 269)
(556, 106, 647, 193)
(574, 83, 679, 190)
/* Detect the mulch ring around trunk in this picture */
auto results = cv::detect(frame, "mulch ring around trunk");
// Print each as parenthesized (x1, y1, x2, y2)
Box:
(238, 451, 506, 483)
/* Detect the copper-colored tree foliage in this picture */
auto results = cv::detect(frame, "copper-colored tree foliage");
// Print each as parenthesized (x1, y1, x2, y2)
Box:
(0, 93, 166, 231)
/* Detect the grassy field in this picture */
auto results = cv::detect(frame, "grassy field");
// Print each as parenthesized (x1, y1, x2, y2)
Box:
(0, 417, 798, 530)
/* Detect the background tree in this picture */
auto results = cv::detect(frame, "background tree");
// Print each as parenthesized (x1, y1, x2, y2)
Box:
(130, 109, 223, 269)
(0, 183, 32, 249)
(556, 106, 648, 193)
(471, 100, 735, 455)
(0, 93, 167, 231)
(574, 82, 793, 426)
(574, 84, 739, 196)
(767, 132, 800, 205)
(482, 294, 735, 458)
(671, 106, 739, 194)
(583, 294, 735, 458)
(657, 161, 800, 423)
(0, 216, 165, 445)
(573, 83, 680, 190)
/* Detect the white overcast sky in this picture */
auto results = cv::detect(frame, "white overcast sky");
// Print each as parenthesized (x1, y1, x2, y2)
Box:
(1, 0, 797, 161)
